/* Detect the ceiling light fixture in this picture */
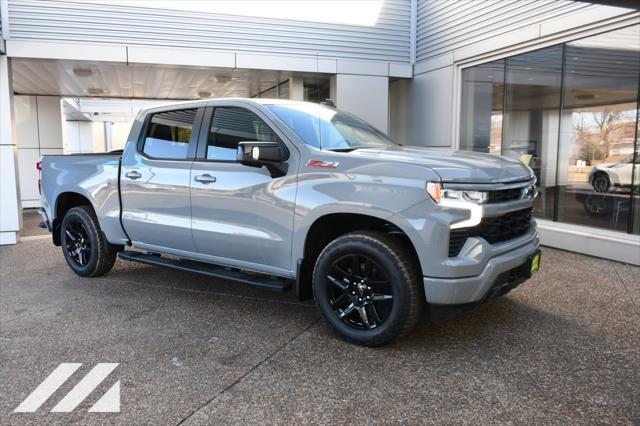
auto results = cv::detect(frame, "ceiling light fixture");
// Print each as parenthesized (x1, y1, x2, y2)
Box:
(73, 68, 94, 77)
(215, 75, 233, 83)
(87, 88, 105, 96)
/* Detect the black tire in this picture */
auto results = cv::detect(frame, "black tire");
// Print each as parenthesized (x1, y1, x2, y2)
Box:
(592, 173, 610, 193)
(312, 230, 423, 346)
(582, 193, 613, 217)
(60, 206, 117, 277)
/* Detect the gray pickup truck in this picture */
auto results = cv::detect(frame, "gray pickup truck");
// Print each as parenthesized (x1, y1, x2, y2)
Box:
(39, 99, 540, 346)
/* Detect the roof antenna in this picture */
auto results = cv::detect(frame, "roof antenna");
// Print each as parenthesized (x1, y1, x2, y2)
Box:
(321, 99, 336, 108)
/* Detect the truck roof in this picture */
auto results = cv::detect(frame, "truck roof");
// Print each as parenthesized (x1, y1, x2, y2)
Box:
(138, 97, 316, 116)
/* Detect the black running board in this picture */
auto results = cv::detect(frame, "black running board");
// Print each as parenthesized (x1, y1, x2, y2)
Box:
(117, 251, 291, 292)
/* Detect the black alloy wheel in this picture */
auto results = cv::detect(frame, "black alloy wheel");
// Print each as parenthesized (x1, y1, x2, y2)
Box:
(64, 220, 92, 267)
(312, 231, 423, 346)
(583, 194, 613, 217)
(326, 254, 393, 330)
(60, 206, 119, 277)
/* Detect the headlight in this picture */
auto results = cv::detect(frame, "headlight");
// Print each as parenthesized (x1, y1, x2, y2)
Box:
(522, 184, 538, 200)
(426, 182, 442, 203)
(426, 182, 487, 204)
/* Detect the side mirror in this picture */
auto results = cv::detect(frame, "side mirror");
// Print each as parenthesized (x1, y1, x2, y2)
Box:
(237, 141, 289, 177)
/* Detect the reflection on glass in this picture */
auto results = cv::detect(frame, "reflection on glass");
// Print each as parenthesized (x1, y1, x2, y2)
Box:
(267, 103, 396, 150)
(557, 25, 640, 232)
(142, 108, 197, 159)
(458, 24, 640, 235)
(459, 60, 504, 155)
(303, 77, 331, 103)
(503, 45, 563, 220)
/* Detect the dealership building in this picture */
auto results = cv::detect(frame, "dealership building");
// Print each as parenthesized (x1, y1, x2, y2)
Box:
(0, 0, 638, 264)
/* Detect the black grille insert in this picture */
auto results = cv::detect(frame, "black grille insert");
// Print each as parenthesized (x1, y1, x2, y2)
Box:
(487, 187, 524, 204)
(448, 208, 533, 257)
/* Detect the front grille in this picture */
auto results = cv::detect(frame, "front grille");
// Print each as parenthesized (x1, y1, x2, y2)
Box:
(487, 187, 523, 204)
(448, 208, 533, 257)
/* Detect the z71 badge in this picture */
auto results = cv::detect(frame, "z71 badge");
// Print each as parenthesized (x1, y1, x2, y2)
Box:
(306, 159, 339, 168)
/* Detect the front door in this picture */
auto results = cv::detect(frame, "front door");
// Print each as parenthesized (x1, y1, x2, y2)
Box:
(120, 107, 202, 252)
(190, 106, 298, 274)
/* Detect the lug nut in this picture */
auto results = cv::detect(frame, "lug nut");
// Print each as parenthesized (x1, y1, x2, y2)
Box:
(358, 298, 362, 302)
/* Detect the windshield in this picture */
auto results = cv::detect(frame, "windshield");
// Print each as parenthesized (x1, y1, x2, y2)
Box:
(266, 103, 397, 151)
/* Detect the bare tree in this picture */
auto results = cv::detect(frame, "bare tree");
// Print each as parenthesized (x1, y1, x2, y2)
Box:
(573, 108, 624, 162)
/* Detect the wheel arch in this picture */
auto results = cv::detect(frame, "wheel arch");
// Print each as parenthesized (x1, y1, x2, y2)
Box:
(295, 212, 422, 300)
(52, 192, 96, 246)
(591, 170, 610, 182)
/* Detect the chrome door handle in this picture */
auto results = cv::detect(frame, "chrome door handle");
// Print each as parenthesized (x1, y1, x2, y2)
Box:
(194, 174, 217, 184)
(125, 171, 142, 180)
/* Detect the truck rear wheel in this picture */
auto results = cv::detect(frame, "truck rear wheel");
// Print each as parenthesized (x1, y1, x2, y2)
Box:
(60, 206, 117, 277)
(312, 231, 423, 346)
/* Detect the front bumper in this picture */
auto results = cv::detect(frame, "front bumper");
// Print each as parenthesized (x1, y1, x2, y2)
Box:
(423, 234, 540, 305)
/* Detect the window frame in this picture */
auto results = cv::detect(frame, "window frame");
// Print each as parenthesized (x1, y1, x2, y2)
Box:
(194, 105, 289, 163)
(137, 107, 204, 161)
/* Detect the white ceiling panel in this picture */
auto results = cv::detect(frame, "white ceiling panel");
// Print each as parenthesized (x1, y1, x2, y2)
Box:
(11, 58, 292, 99)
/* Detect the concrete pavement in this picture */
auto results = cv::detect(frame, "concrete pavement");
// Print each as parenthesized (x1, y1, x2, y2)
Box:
(1, 234, 638, 424)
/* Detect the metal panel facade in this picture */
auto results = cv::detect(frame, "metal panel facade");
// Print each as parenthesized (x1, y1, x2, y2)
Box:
(416, 0, 594, 63)
(7, 0, 411, 63)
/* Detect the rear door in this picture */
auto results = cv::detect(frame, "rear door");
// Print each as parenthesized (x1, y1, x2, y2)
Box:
(121, 107, 203, 252)
(189, 105, 298, 274)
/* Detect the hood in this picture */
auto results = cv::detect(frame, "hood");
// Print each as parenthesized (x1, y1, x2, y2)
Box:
(350, 146, 533, 183)
(594, 162, 618, 169)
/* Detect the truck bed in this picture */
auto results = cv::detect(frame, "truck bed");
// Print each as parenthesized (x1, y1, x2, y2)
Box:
(39, 152, 129, 246)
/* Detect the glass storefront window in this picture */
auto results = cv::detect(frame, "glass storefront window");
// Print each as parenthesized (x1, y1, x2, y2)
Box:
(303, 77, 331, 103)
(503, 46, 562, 221)
(458, 24, 640, 235)
(557, 26, 639, 232)
(459, 60, 504, 155)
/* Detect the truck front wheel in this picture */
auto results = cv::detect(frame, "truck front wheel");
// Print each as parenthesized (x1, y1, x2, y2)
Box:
(60, 206, 117, 277)
(592, 173, 610, 192)
(312, 231, 423, 346)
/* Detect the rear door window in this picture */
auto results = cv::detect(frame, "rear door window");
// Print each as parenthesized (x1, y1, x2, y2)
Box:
(142, 109, 198, 159)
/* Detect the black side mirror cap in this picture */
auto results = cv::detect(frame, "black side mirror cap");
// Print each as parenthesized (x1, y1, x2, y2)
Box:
(236, 141, 289, 177)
